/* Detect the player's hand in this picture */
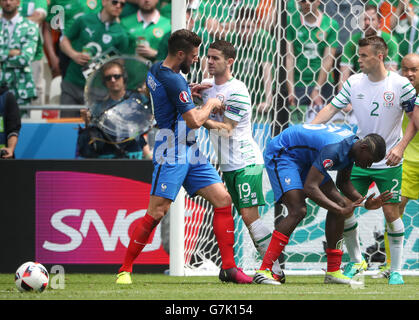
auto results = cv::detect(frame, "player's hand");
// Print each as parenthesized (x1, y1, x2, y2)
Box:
(364, 191, 393, 210)
(207, 97, 222, 112)
(190, 82, 212, 99)
(340, 197, 365, 217)
(385, 144, 404, 166)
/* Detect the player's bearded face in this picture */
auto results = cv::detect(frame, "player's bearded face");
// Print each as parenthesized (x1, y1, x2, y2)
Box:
(180, 48, 199, 74)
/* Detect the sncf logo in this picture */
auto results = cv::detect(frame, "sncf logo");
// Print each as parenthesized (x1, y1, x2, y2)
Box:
(179, 91, 190, 103)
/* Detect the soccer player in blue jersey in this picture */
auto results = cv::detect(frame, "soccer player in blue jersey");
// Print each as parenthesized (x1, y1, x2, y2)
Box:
(253, 124, 392, 285)
(116, 29, 253, 285)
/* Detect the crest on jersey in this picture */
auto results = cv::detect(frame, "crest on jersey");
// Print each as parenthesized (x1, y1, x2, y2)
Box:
(323, 159, 334, 169)
(179, 91, 190, 103)
(383, 91, 394, 108)
(86, 0, 97, 10)
(102, 34, 112, 44)
(153, 28, 164, 38)
(216, 94, 225, 103)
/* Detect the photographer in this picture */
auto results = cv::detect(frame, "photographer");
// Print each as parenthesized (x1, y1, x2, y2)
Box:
(78, 60, 152, 159)
(0, 83, 21, 159)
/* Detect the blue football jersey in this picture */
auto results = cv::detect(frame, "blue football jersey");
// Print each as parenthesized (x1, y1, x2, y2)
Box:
(146, 62, 196, 151)
(271, 124, 358, 177)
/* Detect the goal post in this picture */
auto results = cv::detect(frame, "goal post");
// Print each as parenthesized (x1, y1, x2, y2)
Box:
(168, 0, 419, 276)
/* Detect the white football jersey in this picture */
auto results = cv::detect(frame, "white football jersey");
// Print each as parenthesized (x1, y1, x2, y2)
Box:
(201, 77, 264, 172)
(331, 71, 416, 169)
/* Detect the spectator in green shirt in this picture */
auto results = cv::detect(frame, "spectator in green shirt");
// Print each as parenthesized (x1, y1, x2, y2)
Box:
(59, 0, 129, 116)
(121, 0, 171, 62)
(225, 7, 275, 122)
(43, 0, 84, 79)
(285, 0, 339, 124)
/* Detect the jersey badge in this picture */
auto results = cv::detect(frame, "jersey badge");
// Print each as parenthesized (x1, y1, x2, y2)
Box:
(102, 34, 112, 44)
(86, 0, 97, 10)
(216, 94, 225, 103)
(383, 91, 394, 108)
(179, 91, 190, 103)
(153, 28, 164, 38)
(323, 159, 334, 169)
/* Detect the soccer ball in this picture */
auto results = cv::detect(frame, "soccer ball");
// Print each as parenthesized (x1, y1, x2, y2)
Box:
(15, 262, 49, 293)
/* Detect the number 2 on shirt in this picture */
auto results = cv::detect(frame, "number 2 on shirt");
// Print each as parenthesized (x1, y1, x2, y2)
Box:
(370, 102, 379, 117)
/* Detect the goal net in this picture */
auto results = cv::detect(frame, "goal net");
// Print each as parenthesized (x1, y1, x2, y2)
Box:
(174, 0, 419, 275)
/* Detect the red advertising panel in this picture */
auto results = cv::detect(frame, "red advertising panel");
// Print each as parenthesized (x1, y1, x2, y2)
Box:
(35, 171, 169, 264)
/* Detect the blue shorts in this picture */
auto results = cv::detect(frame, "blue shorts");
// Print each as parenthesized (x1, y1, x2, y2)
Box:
(151, 145, 222, 201)
(264, 139, 331, 203)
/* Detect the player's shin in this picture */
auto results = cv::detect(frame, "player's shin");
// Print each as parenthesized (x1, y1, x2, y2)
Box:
(213, 205, 236, 269)
(326, 241, 344, 272)
(119, 213, 160, 273)
(386, 218, 405, 272)
(248, 218, 272, 256)
(343, 214, 363, 263)
(260, 230, 289, 271)
(325, 211, 345, 272)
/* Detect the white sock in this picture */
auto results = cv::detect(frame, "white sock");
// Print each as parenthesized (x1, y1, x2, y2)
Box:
(248, 219, 283, 275)
(248, 219, 272, 256)
(387, 218, 404, 273)
(343, 214, 363, 263)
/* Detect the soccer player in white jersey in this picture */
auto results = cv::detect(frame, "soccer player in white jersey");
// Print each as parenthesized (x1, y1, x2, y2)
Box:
(312, 36, 419, 285)
(198, 40, 285, 283)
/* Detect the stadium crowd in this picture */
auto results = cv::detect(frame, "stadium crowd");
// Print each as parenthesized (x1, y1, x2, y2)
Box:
(0, 0, 417, 118)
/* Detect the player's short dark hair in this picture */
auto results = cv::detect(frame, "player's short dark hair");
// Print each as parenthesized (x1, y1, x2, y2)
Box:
(358, 35, 388, 60)
(362, 133, 386, 162)
(167, 29, 201, 55)
(209, 40, 236, 60)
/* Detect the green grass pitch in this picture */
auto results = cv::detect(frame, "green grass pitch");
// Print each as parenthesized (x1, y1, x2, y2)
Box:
(1, 273, 418, 300)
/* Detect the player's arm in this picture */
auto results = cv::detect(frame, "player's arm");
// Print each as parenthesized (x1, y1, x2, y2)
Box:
(310, 103, 339, 124)
(386, 94, 418, 166)
(386, 116, 418, 166)
(413, 104, 419, 129)
(336, 166, 364, 202)
(203, 117, 237, 137)
(304, 166, 362, 216)
(182, 98, 222, 129)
